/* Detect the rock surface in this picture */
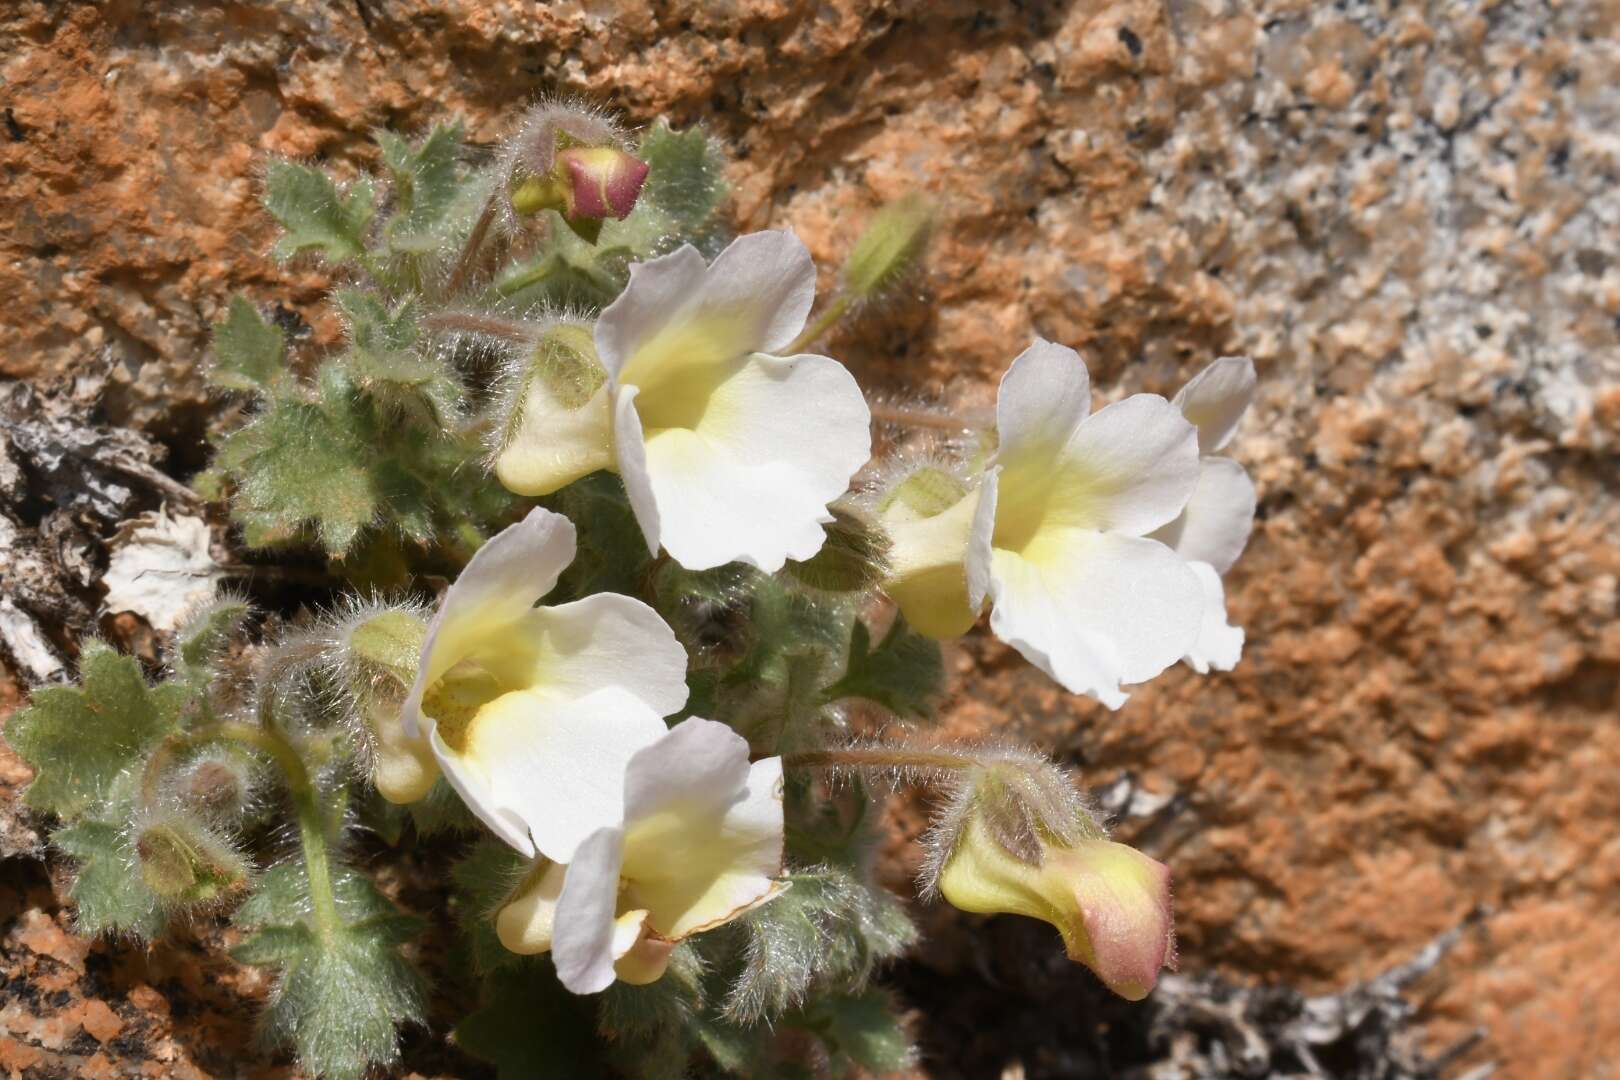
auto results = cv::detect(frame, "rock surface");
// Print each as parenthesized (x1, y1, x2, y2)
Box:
(4, 0, 1619, 1076)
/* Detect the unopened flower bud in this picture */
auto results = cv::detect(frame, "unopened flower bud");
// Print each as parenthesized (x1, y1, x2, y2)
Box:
(174, 752, 253, 824)
(938, 812, 1174, 1001)
(876, 465, 984, 638)
(842, 194, 934, 301)
(136, 817, 248, 904)
(492, 322, 615, 497)
(346, 607, 438, 804)
(500, 102, 648, 237)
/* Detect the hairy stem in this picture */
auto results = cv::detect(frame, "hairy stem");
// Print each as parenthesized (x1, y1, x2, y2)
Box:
(141, 718, 340, 937)
(785, 293, 853, 355)
(445, 192, 501, 296)
(784, 746, 984, 773)
(868, 402, 988, 432)
(423, 311, 536, 342)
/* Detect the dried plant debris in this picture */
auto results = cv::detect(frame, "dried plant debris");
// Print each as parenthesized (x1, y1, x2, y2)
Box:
(895, 918, 1489, 1080)
(0, 379, 194, 681)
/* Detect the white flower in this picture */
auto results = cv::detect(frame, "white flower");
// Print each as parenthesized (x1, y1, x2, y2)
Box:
(495, 717, 785, 993)
(496, 230, 873, 573)
(1147, 356, 1258, 673)
(884, 340, 1210, 707)
(391, 508, 690, 862)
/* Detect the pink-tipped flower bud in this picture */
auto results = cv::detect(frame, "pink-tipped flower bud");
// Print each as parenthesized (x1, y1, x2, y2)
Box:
(938, 813, 1175, 1001)
(557, 146, 649, 221)
(500, 101, 649, 234)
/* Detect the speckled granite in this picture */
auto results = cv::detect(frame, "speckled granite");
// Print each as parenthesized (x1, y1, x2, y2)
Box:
(3, 1, 1618, 1076)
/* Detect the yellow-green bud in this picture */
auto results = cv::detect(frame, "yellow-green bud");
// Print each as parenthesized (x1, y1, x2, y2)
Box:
(782, 504, 893, 593)
(347, 608, 438, 805)
(842, 194, 935, 301)
(136, 819, 247, 904)
(939, 814, 1174, 1001)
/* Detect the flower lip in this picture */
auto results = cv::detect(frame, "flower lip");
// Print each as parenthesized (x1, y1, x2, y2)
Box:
(558, 146, 650, 221)
(591, 232, 873, 572)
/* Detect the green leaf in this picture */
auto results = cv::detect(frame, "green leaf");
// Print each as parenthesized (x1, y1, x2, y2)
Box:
(235, 861, 399, 930)
(822, 615, 943, 719)
(450, 838, 528, 974)
(782, 505, 893, 594)
(379, 122, 465, 253)
(634, 119, 728, 239)
(53, 820, 165, 938)
(232, 864, 424, 1080)
(265, 159, 376, 264)
(454, 962, 606, 1079)
(7, 642, 186, 817)
(724, 866, 916, 1025)
(539, 472, 651, 602)
(210, 296, 286, 392)
(174, 598, 251, 679)
(801, 988, 915, 1078)
(334, 291, 462, 427)
(213, 390, 377, 555)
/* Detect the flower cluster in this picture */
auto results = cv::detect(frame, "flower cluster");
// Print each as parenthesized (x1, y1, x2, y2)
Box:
(6, 101, 1264, 1079)
(396, 215, 1255, 994)
(879, 341, 1257, 707)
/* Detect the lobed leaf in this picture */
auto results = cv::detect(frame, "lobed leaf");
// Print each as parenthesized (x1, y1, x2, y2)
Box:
(53, 820, 166, 938)
(265, 160, 376, 264)
(454, 961, 605, 1079)
(210, 296, 286, 392)
(8, 642, 187, 818)
(232, 863, 425, 1080)
(822, 614, 944, 719)
(213, 390, 377, 556)
(378, 122, 465, 253)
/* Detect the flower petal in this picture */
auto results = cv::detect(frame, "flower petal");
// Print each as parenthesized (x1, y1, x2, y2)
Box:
(1172, 356, 1255, 455)
(619, 719, 786, 940)
(593, 245, 708, 378)
(1149, 457, 1256, 575)
(994, 339, 1092, 461)
(692, 230, 817, 355)
(637, 353, 871, 571)
(988, 533, 1204, 708)
(496, 859, 568, 955)
(1182, 561, 1243, 674)
(494, 381, 615, 497)
(884, 485, 983, 638)
(965, 467, 999, 613)
(600, 232, 816, 389)
(431, 686, 669, 861)
(613, 385, 661, 557)
(552, 825, 627, 994)
(519, 594, 690, 716)
(996, 395, 1200, 551)
(1058, 841, 1175, 1002)
(402, 509, 576, 739)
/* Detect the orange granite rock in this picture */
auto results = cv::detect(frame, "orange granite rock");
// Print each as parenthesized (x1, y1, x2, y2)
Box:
(3, 1, 1618, 1077)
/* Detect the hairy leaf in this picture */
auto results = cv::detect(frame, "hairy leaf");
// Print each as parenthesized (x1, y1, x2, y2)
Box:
(210, 296, 286, 392)
(8, 642, 186, 817)
(379, 122, 465, 252)
(822, 614, 943, 718)
(635, 119, 729, 239)
(53, 820, 165, 938)
(213, 389, 377, 555)
(450, 838, 529, 974)
(801, 988, 915, 1078)
(454, 962, 605, 1079)
(265, 160, 376, 263)
(232, 863, 424, 1080)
